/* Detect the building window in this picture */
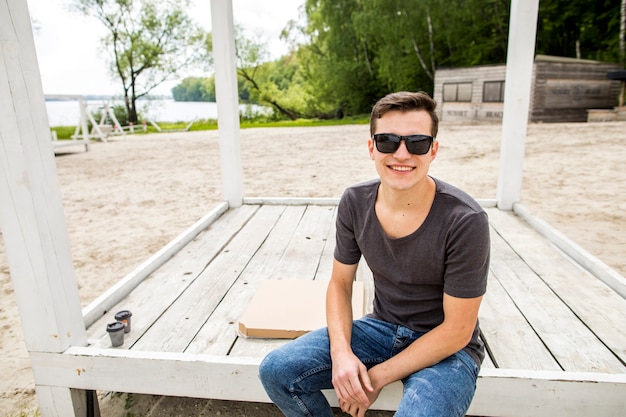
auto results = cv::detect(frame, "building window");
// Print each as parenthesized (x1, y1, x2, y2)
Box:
(483, 81, 505, 102)
(442, 82, 472, 102)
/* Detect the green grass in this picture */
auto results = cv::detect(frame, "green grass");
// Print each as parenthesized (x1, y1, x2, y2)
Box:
(50, 115, 369, 140)
(241, 115, 369, 128)
(50, 126, 77, 140)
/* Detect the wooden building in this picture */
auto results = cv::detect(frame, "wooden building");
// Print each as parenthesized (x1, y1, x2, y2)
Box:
(434, 55, 622, 123)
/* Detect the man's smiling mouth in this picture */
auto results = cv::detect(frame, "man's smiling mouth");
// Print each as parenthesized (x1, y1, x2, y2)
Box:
(389, 165, 415, 172)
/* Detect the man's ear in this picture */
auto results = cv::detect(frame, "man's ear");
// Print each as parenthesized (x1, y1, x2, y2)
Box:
(430, 140, 439, 162)
(368, 138, 375, 160)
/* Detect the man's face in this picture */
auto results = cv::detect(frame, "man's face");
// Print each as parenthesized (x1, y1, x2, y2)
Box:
(368, 110, 438, 192)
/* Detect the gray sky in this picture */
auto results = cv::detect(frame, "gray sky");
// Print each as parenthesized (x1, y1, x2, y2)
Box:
(26, 0, 304, 96)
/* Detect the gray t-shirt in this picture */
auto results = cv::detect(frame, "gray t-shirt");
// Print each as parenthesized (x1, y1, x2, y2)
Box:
(334, 177, 490, 366)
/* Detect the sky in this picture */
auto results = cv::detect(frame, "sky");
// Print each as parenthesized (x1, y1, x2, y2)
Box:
(25, 0, 305, 96)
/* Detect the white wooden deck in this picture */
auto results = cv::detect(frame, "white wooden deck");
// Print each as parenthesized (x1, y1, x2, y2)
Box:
(28, 199, 626, 417)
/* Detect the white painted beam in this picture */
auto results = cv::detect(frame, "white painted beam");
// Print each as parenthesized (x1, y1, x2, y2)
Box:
(211, 0, 243, 207)
(243, 197, 341, 206)
(35, 386, 93, 417)
(241, 197, 498, 207)
(0, 0, 86, 353)
(496, 0, 540, 210)
(31, 349, 626, 417)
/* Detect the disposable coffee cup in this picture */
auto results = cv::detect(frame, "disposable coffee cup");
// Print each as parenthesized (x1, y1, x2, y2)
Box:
(114, 310, 133, 333)
(106, 321, 125, 347)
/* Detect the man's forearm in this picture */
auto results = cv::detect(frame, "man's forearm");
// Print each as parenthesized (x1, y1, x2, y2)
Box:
(369, 294, 482, 389)
(368, 323, 469, 389)
(326, 278, 354, 355)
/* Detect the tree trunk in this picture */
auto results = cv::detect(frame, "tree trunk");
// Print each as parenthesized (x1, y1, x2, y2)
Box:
(124, 94, 133, 124)
(619, 0, 626, 65)
(410, 34, 434, 80)
(128, 98, 138, 124)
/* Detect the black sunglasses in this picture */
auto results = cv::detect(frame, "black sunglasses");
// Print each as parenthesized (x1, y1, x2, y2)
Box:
(373, 133, 433, 155)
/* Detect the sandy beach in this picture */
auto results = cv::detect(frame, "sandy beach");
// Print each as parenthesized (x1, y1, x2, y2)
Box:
(1, 121, 625, 416)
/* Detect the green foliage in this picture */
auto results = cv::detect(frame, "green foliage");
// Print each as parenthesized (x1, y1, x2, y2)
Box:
(50, 126, 77, 140)
(536, 0, 622, 62)
(240, 114, 369, 129)
(298, 0, 387, 116)
(123, 392, 134, 410)
(296, 0, 512, 116)
(49, 114, 368, 133)
(239, 53, 334, 119)
(172, 77, 216, 102)
(171, 75, 254, 103)
(234, 27, 314, 119)
(170, 0, 623, 120)
(71, 0, 209, 122)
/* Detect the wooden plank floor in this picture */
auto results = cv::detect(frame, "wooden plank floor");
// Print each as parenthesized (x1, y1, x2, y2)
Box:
(85, 203, 626, 377)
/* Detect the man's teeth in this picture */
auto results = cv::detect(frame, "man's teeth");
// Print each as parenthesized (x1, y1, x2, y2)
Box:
(390, 166, 414, 172)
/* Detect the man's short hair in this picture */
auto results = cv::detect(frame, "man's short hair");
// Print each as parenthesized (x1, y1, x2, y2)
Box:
(370, 91, 439, 138)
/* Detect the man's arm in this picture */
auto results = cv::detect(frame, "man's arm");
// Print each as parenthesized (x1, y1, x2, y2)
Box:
(332, 290, 483, 416)
(367, 293, 483, 392)
(326, 259, 373, 407)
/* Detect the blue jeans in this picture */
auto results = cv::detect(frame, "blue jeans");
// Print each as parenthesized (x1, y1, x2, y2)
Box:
(259, 316, 479, 417)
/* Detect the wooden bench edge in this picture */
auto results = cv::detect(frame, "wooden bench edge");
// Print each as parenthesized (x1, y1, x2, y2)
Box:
(30, 348, 626, 417)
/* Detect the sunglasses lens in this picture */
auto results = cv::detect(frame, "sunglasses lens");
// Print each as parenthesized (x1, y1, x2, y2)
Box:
(406, 136, 432, 155)
(374, 134, 400, 153)
(374, 134, 432, 155)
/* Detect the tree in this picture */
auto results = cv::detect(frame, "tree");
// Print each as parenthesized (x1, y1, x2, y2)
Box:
(72, 0, 209, 123)
(172, 0, 622, 120)
(171, 77, 216, 102)
(298, 0, 386, 116)
(536, 0, 622, 62)
(297, 0, 511, 116)
(169, 25, 311, 118)
(234, 26, 315, 119)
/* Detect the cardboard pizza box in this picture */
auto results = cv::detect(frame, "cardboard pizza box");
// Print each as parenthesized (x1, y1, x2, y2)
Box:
(238, 279, 365, 339)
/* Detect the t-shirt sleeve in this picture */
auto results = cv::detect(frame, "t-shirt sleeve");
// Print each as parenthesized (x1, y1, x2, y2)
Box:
(443, 210, 490, 298)
(334, 189, 362, 265)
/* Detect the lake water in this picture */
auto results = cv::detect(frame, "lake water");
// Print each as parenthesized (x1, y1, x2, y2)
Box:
(45, 99, 266, 126)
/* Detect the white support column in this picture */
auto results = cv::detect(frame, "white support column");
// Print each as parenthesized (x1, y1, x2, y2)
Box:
(35, 386, 98, 417)
(496, 0, 540, 210)
(211, 0, 244, 207)
(0, 0, 87, 414)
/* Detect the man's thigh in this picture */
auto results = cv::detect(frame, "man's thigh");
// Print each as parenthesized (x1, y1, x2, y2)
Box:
(350, 316, 399, 368)
(265, 316, 397, 384)
(396, 350, 479, 417)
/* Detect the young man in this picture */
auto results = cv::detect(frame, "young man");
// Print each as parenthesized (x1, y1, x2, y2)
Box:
(259, 91, 490, 417)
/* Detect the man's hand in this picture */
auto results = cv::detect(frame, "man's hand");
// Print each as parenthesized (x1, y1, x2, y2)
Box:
(336, 370, 382, 417)
(331, 351, 377, 415)
(338, 399, 368, 417)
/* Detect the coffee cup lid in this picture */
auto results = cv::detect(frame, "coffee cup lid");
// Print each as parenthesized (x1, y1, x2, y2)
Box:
(107, 321, 125, 332)
(114, 310, 132, 319)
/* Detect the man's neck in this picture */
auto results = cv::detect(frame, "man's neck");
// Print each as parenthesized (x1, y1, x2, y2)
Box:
(374, 177, 436, 239)
(378, 176, 436, 212)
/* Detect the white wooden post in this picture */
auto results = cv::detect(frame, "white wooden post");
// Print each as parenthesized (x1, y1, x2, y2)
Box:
(78, 97, 89, 143)
(0, 0, 88, 415)
(496, 0, 540, 210)
(211, 0, 244, 207)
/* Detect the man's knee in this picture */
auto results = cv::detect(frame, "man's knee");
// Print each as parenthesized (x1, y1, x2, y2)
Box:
(259, 349, 283, 388)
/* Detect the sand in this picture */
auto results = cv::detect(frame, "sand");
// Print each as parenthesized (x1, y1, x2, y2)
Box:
(1, 121, 625, 416)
